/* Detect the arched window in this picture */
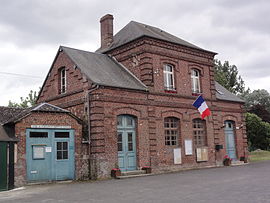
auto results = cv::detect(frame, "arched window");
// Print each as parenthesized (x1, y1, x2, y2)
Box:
(163, 64, 175, 91)
(191, 69, 201, 93)
(193, 119, 207, 147)
(164, 117, 180, 146)
(59, 67, 66, 94)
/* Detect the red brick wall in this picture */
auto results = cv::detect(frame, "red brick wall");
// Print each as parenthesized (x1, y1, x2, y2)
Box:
(106, 37, 216, 99)
(38, 51, 90, 121)
(14, 112, 88, 186)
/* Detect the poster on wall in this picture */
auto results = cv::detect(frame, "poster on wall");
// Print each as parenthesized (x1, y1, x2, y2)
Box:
(173, 148, 182, 164)
(33, 146, 45, 159)
(185, 139, 193, 155)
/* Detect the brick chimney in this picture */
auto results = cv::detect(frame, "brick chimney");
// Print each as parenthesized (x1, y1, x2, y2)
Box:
(100, 14, 114, 49)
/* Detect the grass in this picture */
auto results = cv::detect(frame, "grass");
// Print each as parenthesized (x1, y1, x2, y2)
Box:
(249, 150, 270, 162)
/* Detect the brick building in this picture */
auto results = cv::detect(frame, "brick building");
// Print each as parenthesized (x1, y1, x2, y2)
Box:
(0, 14, 247, 186)
(37, 14, 247, 178)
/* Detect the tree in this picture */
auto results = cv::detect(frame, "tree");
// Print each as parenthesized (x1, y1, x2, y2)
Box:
(8, 90, 38, 108)
(246, 113, 270, 151)
(214, 59, 246, 94)
(249, 104, 270, 123)
(243, 89, 270, 112)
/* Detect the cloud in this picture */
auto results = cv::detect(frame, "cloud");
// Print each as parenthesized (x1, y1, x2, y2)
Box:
(0, 0, 270, 105)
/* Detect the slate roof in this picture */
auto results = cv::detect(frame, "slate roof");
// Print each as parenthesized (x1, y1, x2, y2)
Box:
(97, 21, 216, 54)
(0, 103, 71, 125)
(61, 46, 147, 91)
(0, 106, 24, 125)
(215, 81, 244, 103)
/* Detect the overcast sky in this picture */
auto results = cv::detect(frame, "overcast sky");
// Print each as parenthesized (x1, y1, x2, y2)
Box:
(0, 0, 269, 106)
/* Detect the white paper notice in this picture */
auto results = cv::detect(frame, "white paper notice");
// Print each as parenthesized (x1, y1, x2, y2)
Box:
(173, 148, 182, 164)
(185, 139, 193, 155)
(45, 147, 52, 153)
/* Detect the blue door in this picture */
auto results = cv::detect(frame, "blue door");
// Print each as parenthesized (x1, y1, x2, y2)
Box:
(26, 129, 74, 182)
(117, 115, 137, 171)
(54, 130, 75, 180)
(224, 121, 237, 160)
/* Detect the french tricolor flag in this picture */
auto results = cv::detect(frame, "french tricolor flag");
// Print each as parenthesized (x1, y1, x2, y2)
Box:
(192, 95, 211, 119)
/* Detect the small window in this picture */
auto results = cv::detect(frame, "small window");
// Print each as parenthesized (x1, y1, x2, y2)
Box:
(163, 64, 175, 91)
(193, 119, 207, 147)
(128, 133, 133, 151)
(55, 132, 70, 138)
(56, 142, 68, 160)
(60, 67, 66, 94)
(191, 69, 201, 94)
(164, 117, 179, 146)
(117, 133, 123, 152)
(30, 132, 48, 138)
(32, 146, 45, 159)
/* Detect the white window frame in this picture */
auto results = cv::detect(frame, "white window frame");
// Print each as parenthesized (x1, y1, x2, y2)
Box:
(191, 69, 201, 93)
(163, 64, 175, 91)
(60, 68, 66, 94)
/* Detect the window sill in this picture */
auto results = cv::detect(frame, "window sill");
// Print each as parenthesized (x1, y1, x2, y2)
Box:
(192, 92, 202, 96)
(165, 90, 177, 94)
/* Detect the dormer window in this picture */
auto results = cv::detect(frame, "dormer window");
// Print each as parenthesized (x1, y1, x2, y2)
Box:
(191, 69, 201, 94)
(163, 64, 175, 91)
(60, 67, 66, 94)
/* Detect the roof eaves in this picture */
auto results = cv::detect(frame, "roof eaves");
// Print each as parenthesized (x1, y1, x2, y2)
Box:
(102, 35, 217, 56)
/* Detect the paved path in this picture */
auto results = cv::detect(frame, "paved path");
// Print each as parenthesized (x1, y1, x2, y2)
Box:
(1, 161, 270, 203)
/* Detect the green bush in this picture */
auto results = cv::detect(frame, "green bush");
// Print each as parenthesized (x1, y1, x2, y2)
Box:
(246, 113, 270, 151)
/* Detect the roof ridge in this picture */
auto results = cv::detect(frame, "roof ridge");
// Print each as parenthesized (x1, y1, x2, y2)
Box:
(32, 103, 45, 111)
(61, 45, 104, 56)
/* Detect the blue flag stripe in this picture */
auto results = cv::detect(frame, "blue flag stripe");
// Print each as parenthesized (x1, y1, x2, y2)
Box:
(193, 95, 204, 108)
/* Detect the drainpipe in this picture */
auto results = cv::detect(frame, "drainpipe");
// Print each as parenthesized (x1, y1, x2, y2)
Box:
(87, 84, 100, 179)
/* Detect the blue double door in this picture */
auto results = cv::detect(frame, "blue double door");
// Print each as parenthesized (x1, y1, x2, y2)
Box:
(224, 121, 237, 160)
(26, 129, 75, 182)
(117, 115, 137, 171)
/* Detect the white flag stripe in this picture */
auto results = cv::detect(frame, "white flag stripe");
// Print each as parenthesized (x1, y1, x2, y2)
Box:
(198, 102, 208, 114)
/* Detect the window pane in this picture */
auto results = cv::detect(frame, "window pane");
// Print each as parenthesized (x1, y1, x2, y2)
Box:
(168, 74, 173, 88)
(117, 116, 122, 126)
(128, 133, 133, 151)
(164, 72, 168, 87)
(128, 133, 132, 142)
(55, 132, 69, 138)
(57, 151, 62, 160)
(30, 132, 48, 138)
(57, 142, 62, 150)
(117, 133, 123, 152)
(128, 143, 133, 151)
(127, 117, 133, 126)
(63, 151, 68, 159)
(63, 142, 68, 150)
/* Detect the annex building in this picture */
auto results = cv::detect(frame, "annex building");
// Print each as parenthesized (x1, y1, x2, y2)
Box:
(0, 14, 247, 187)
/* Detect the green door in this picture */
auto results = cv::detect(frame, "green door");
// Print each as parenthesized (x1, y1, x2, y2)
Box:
(0, 142, 7, 191)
